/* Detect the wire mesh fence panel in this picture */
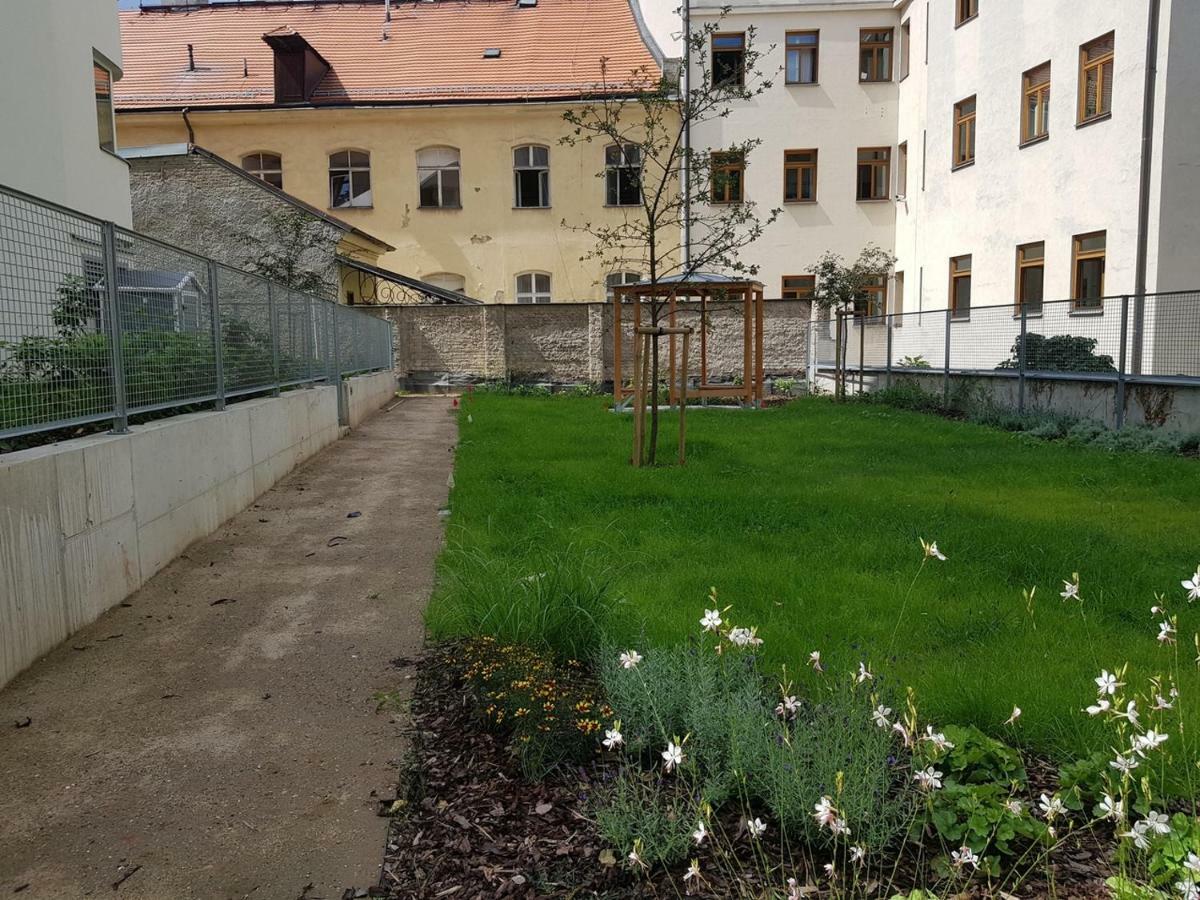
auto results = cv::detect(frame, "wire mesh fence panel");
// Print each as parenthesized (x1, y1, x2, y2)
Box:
(1022, 297, 1125, 379)
(215, 264, 276, 396)
(1143, 292, 1200, 379)
(889, 308, 948, 371)
(947, 303, 1024, 373)
(0, 190, 114, 438)
(114, 227, 217, 414)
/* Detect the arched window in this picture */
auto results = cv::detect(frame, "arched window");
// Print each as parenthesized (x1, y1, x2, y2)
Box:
(329, 150, 372, 208)
(423, 272, 467, 294)
(417, 146, 461, 208)
(605, 143, 642, 206)
(515, 272, 551, 304)
(241, 152, 283, 189)
(513, 145, 550, 208)
(605, 271, 642, 299)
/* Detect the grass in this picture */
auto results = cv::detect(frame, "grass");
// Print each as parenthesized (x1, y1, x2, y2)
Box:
(429, 393, 1200, 772)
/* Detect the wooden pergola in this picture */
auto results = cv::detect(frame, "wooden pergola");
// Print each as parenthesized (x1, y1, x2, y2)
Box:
(612, 274, 766, 408)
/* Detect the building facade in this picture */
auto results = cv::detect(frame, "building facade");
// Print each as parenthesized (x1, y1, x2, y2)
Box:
(113, 0, 667, 304)
(0, 0, 131, 224)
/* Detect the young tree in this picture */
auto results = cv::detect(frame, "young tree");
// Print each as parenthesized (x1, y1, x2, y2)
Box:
(560, 9, 780, 464)
(810, 245, 898, 314)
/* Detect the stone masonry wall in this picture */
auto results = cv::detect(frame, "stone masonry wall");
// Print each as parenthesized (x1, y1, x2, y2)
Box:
(372, 300, 813, 385)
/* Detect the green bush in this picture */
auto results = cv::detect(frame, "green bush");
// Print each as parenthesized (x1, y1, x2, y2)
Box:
(593, 769, 697, 869)
(998, 333, 1117, 373)
(932, 724, 1027, 788)
(923, 783, 1049, 875)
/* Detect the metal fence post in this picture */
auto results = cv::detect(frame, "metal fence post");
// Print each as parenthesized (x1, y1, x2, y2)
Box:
(331, 304, 348, 425)
(943, 308, 952, 408)
(307, 295, 316, 386)
(267, 280, 281, 396)
(858, 314, 865, 394)
(1018, 303, 1027, 416)
(208, 260, 226, 411)
(885, 314, 893, 390)
(1116, 294, 1130, 429)
(101, 221, 129, 434)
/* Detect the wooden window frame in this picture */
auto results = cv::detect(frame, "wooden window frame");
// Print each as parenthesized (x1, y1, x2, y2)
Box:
(1021, 63, 1051, 146)
(952, 96, 976, 170)
(1015, 242, 1045, 316)
(955, 0, 979, 27)
(783, 149, 818, 203)
(1078, 33, 1115, 126)
(859, 29, 894, 83)
(711, 151, 745, 204)
(781, 274, 815, 300)
(1071, 231, 1106, 311)
(855, 274, 887, 319)
(949, 254, 972, 319)
(94, 59, 116, 154)
(712, 32, 747, 89)
(785, 31, 819, 84)
(856, 146, 891, 201)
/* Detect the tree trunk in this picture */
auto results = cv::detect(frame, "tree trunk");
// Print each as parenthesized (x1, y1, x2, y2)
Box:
(648, 335, 660, 464)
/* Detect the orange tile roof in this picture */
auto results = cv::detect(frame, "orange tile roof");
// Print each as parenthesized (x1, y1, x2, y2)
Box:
(115, 0, 663, 110)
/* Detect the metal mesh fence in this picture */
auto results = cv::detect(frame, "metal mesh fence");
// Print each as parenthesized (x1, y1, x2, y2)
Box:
(0, 184, 394, 443)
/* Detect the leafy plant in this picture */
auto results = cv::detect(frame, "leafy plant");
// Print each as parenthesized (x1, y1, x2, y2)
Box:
(811, 245, 898, 314)
(998, 333, 1117, 373)
(923, 783, 1050, 875)
(593, 768, 697, 868)
(929, 724, 1027, 788)
(899, 355, 932, 369)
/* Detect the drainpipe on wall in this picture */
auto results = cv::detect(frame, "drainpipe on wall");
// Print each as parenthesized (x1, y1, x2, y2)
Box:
(181, 106, 195, 145)
(1131, 0, 1163, 375)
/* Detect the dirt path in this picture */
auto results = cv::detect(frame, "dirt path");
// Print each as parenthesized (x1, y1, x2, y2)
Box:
(0, 397, 458, 899)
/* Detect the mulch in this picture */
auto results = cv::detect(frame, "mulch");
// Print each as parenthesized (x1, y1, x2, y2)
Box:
(375, 647, 1115, 899)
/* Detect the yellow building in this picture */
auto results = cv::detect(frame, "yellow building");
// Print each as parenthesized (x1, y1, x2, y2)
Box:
(114, 0, 668, 304)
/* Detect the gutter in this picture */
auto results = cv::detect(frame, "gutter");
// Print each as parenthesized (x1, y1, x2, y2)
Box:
(1131, 0, 1162, 374)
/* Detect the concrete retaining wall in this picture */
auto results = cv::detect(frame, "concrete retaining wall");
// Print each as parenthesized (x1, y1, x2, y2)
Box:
(0, 373, 392, 688)
(342, 370, 397, 428)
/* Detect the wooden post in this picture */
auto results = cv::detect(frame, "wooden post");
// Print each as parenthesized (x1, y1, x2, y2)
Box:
(668, 291, 678, 406)
(754, 289, 765, 406)
(631, 307, 643, 465)
(679, 329, 690, 465)
(612, 293, 623, 405)
(742, 290, 753, 407)
(699, 293, 708, 387)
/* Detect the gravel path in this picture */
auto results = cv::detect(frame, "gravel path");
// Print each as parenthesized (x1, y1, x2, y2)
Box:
(0, 396, 457, 899)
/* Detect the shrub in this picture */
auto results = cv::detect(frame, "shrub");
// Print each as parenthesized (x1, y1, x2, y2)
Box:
(998, 333, 1117, 373)
(923, 783, 1049, 875)
(593, 769, 698, 869)
(930, 724, 1027, 788)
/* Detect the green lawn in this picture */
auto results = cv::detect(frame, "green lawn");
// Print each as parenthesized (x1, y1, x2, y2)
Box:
(431, 393, 1200, 769)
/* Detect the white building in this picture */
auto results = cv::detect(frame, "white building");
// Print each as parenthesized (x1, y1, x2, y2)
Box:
(687, 0, 1200, 376)
(0, 0, 131, 224)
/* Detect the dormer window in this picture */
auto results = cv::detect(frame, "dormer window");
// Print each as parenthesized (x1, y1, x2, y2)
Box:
(262, 28, 330, 105)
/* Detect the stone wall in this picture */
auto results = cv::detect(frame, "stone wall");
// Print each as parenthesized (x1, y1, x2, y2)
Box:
(127, 152, 345, 298)
(372, 300, 813, 386)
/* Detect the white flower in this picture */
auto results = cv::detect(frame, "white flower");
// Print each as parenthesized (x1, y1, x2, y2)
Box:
(1144, 810, 1172, 835)
(951, 846, 980, 870)
(1183, 567, 1200, 602)
(683, 859, 701, 887)
(727, 626, 763, 648)
(856, 661, 873, 684)
(700, 609, 723, 632)
(923, 725, 954, 752)
(892, 721, 913, 748)
(920, 538, 948, 561)
(776, 695, 800, 718)
(692, 820, 707, 846)
(747, 817, 767, 839)
(662, 740, 684, 773)
(602, 727, 624, 751)
(1122, 825, 1151, 851)
(872, 704, 892, 728)
(619, 650, 643, 669)
(823, 862, 836, 880)
(1061, 578, 1081, 601)
(1086, 698, 1111, 716)
(1175, 879, 1199, 900)
(813, 796, 837, 828)
(1159, 620, 1178, 644)
(850, 845, 866, 865)
(1099, 793, 1124, 821)
(1118, 699, 1140, 726)
(1004, 706, 1022, 725)
(1134, 729, 1169, 756)
(1039, 793, 1066, 819)
(1154, 693, 1175, 710)
(1006, 799, 1024, 816)
(1111, 754, 1140, 774)
(808, 650, 824, 672)
(628, 841, 648, 871)
(787, 878, 803, 900)
(830, 817, 850, 837)
(1095, 669, 1120, 696)
(914, 767, 943, 791)
(1185, 852, 1200, 876)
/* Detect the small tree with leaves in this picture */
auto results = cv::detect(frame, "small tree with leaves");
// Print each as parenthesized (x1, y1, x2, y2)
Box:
(238, 208, 332, 297)
(810, 245, 898, 315)
(560, 8, 780, 465)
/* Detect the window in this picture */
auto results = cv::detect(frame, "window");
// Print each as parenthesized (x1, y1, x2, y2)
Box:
(605, 144, 642, 206)
(516, 272, 552, 304)
(1072, 231, 1106, 310)
(424, 272, 466, 294)
(606, 271, 642, 299)
(94, 60, 116, 153)
(856, 275, 887, 318)
(417, 147, 461, 208)
(949, 255, 972, 318)
(1078, 33, 1114, 124)
(783, 150, 817, 202)
(1022, 62, 1051, 145)
(513, 145, 550, 208)
(785, 31, 819, 84)
(712, 33, 746, 88)
(328, 150, 372, 208)
(241, 153, 283, 189)
(894, 271, 905, 316)
(859, 29, 893, 83)
(953, 96, 976, 169)
(956, 0, 978, 26)
(897, 141, 908, 197)
(856, 147, 891, 201)
(1016, 242, 1044, 315)
(781, 275, 815, 300)
(711, 152, 745, 203)
(899, 20, 911, 80)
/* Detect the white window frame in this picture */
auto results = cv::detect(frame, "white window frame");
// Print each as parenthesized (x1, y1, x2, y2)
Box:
(605, 271, 642, 299)
(93, 54, 116, 154)
(242, 152, 284, 189)
(513, 144, 550, 209)
(417, 146, 462, 209)
(605, 144, 642, 206)
(328, 150, 372, 209)
(516, 271, 552, 304)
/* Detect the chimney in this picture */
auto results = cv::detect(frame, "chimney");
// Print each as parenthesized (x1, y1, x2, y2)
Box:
(187, 43, 195, 71)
